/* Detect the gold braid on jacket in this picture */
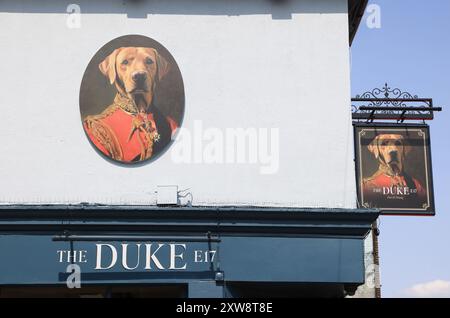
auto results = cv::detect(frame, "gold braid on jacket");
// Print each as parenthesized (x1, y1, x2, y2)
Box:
(84, 94, 160, 161)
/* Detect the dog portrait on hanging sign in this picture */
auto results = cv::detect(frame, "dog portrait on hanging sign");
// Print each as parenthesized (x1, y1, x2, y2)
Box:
(354, 125, 435, 215)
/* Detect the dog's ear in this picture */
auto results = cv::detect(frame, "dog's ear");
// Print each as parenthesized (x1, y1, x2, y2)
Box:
(143, 48, 170, 81)
(99, 48, 121, 85)
(155, 50, 170, 81)
(367, 136, 380, 159)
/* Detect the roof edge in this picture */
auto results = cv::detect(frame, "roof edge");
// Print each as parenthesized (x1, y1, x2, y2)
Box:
(348, 0, 368, 45)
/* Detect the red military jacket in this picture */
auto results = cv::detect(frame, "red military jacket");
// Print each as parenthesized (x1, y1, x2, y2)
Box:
(363, 171, 426, 201)
(84, 94, 177, 163)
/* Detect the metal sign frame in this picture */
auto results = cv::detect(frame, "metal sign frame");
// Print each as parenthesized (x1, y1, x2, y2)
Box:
(352, 83, 442, 122)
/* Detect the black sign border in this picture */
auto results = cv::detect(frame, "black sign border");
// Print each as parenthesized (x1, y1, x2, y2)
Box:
(353, 123, 435, 216)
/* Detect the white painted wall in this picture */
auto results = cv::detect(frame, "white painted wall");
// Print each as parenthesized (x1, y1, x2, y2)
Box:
(0, 0, 356, 208)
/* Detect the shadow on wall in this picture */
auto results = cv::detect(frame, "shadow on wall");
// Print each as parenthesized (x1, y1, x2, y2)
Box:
(0, 0, 347, 20)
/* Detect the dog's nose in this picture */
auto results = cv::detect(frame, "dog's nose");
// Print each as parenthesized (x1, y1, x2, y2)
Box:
(390, 150, 398, 160)
(132, 71, 147, 83)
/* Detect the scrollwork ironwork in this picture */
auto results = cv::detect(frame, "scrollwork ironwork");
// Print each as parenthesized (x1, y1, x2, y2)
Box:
(351, 83, 437, 122)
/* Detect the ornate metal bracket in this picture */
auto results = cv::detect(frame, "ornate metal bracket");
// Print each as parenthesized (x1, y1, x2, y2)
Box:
(352, 83, 442, 123)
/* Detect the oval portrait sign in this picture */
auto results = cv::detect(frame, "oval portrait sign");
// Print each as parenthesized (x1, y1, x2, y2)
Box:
(80, 35, 184, 164)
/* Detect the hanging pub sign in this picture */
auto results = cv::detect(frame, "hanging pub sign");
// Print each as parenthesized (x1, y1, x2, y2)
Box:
(354, 124, 435, 215)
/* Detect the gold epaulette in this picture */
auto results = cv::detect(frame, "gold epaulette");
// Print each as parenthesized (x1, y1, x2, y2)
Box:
(84, 108, 123, 161)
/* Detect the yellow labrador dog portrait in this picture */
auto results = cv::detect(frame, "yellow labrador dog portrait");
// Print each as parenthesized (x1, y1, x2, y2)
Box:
(83, 46, 178, 163)
(363, 133, 426, 201)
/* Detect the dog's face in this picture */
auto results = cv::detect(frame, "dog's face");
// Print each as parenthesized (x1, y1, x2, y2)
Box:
(99, 47, 169, 110)
(368, 134, 411, 175)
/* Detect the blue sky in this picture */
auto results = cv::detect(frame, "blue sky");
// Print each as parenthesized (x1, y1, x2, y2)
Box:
(350, 0, 450, 297)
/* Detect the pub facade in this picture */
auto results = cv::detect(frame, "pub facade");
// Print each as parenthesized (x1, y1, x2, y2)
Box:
(0, 0, 381, 298)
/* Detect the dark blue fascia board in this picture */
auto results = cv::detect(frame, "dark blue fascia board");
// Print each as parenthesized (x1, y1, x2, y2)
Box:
(0, 206, 378, 286)
(0, 205, 379, 238)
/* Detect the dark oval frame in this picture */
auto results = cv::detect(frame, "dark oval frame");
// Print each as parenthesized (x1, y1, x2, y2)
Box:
(79, 34, 185, 166)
